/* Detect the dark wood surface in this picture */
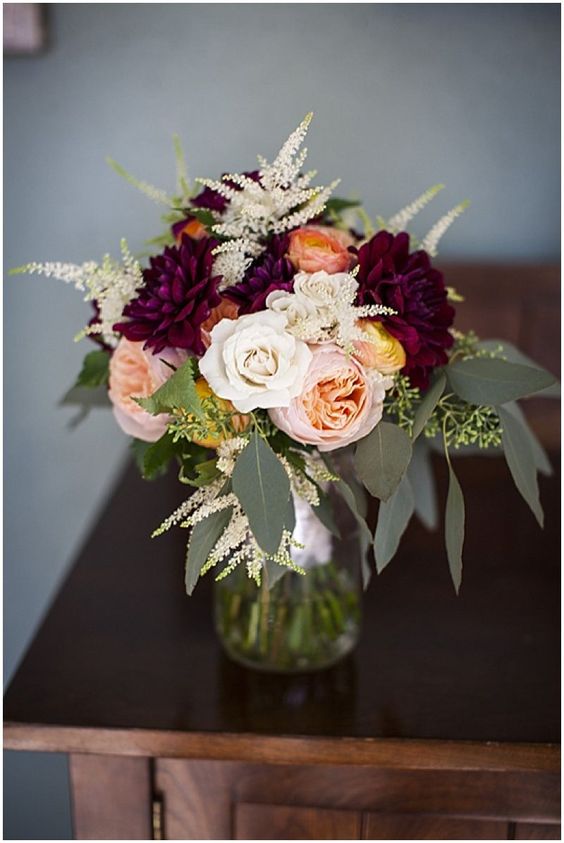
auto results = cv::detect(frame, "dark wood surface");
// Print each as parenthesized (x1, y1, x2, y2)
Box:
(4, 447, 560, 752)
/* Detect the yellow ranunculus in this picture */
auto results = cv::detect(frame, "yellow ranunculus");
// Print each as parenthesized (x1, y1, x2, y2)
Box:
(191, 377, 249, 449)
(354, 320, 406, 374)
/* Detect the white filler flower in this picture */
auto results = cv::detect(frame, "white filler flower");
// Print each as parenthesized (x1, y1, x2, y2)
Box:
(199, 311, 312, 413)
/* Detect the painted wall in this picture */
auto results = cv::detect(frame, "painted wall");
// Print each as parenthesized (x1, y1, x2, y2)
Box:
(4, 4, 560, 838)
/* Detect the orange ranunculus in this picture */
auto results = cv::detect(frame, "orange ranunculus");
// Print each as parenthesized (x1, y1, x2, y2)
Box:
(200, 298, 239, 349)
(172, 217, 207, 242)
(191, 377, 249, 449)
(287, 225, 355, 274)
(353, 320, 406, 374)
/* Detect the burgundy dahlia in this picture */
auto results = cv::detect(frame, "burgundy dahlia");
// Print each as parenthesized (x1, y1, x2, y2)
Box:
(354, 231, 455, 389)
(114, 235, 222, 356)
(223, 235, 296, 314)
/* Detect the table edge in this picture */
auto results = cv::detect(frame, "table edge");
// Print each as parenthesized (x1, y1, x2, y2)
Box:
(4, 722, 560, 772)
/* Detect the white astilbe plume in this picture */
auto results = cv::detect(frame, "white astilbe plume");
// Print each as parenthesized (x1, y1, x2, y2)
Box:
(386, 184, 445, 233)
(11, 239, 142, 347)
(194, 114, 338, 284)
(275, 272, 395, 352)
(420, 200, 470, 256)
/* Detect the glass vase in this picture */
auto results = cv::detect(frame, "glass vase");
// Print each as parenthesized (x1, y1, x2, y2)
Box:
(213, 489, 362, 673)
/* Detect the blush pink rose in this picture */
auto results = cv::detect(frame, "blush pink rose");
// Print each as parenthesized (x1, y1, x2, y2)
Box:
(287, 225, 355, 274)
(269, 344, 392, 452)
(108, 338, 187, 442)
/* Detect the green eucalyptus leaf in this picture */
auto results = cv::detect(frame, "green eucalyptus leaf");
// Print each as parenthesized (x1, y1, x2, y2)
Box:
(325, 197, 361, 213)
(185, 506, 233, 596)
(313, 490, 341, 539)
(373, 475, 414, 573)
(412, 371, 446, 439)
(478, 340, 560, 398)
(142, 433, 178, 480)
(447, 358, 556, 406)
(445, 463, 465, 594)
(75, 350, 110, 388)
(263, 560, 290, 589)
(498, 406, 544, 527)
(407, 439, 438, 530)
(137, 357, 203, 418)
(335, 478, 373, 589)
(231, 431, 291, 555)
(502, 403, 552, 477)
(354, 421, 412, 502)
(131, 438, 151, 474)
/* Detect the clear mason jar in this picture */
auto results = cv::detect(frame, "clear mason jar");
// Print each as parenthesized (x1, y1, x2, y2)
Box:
(213, 481, 362, 673)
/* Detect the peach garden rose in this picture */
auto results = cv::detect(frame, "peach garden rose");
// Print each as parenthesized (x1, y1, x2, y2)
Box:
(269, 344, 393, 452)
(108, 338, 187, 442)
(287, 225, 355, 274)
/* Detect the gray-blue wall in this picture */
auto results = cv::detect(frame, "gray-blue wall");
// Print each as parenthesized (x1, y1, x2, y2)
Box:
(4, 4, 560, 838)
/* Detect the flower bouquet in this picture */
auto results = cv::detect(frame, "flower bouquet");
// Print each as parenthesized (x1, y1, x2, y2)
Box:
(13, 115, 557, 672)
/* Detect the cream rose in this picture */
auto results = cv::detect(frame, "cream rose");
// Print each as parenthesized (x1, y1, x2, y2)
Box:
(108, 338, 187, 442)
(269, 344, 393, 451)
(199, 311, 312, 413)
(293, 270, 352, 309)
(266, 289, 317, 329)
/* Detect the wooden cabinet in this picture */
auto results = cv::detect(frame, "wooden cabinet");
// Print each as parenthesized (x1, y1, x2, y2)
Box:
(4, 264, 560, 839)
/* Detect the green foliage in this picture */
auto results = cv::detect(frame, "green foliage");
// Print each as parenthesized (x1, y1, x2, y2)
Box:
(478, 339, 560, 398)
(374, 475, 414, 573)
(407, 439, 438, 531)
(424, 395, 503, 449)
(137, 358, 203, 417)
(446, 357, 556, 406)
(185, 507, 233, 595)
(354, 421, 412, 502)
(332, 476, 373, 590)
(444, 461, 465, 594)
(502, 402, 552, 477)
(168, 392, 242, 446)
(140, 433, 179, 480)
(383, 375, 421, 436)
(412, 371, 446, 439)
(498, 406, 544, 527)
(75, 350, 110, 388)
(231, 431, 291, 555)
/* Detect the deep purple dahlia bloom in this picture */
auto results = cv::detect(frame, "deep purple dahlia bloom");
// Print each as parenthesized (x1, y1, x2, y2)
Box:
(354, 230, 455, 389)
(114, 235, 222, 356)
(223, 235, 296, 314)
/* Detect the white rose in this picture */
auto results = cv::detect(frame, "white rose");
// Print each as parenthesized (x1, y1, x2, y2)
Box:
(293, 270, 355, 308)
(266, 289, 317, 329)
(199, 311, 313, 413)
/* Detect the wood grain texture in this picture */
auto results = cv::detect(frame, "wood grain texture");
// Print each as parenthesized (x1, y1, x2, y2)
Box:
(235, 803, 361, 839)
(156, 760, 560, 827)
(69, 754, 152, 840)
(363, 813, 508, 839)
(4, 453, 560, 750)
(4, 724, 560, 773)
(514, 823, 561, 839)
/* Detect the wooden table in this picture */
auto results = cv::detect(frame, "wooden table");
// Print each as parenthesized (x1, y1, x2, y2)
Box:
(4, 449, 560, 840)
